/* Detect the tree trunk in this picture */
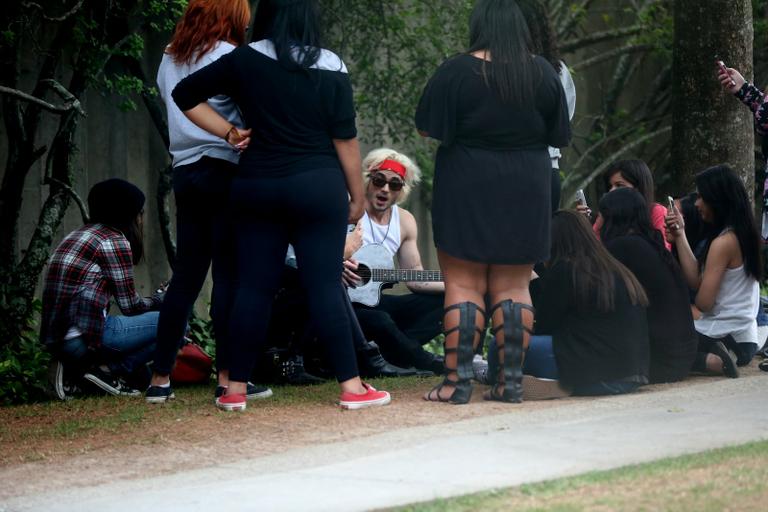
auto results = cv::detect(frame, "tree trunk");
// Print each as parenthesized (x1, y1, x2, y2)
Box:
(671, 0, 754, 196)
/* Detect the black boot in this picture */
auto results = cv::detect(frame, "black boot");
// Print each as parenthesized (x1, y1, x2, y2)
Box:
(425, 302, 485, 404)
(485, 300, 533, 404)
(357, 341, 423, 378)
(280, 354, 326, 385)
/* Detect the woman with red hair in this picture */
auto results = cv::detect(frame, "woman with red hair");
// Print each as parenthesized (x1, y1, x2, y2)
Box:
(146, 0, 272, 406)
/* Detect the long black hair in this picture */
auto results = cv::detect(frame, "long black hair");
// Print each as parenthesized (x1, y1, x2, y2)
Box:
(696, 164, 763, 280)
(251, 0, 322, 70)
(516, 0, 562, 73)
(599, 188, 680, 276)
(603, 159, 656, 205)
(468, 0, 538, 105)
(550, 210, 648, 312)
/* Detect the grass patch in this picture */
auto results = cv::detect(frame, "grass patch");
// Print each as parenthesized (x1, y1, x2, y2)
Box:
(0, 376, 436, 464)
(389, 440, 768, 511)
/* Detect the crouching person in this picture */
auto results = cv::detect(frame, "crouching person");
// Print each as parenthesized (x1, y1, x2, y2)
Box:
(41, 179, 164, 399)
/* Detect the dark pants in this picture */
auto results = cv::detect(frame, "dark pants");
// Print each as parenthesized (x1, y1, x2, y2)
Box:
(693, 333, 758, 369)
(227, 168, 358, 383)
(152, 157, 237, 376)
(354, 292, 444, 368)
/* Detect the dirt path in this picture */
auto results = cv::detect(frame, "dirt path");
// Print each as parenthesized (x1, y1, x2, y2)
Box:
(1, 368, 763, 502)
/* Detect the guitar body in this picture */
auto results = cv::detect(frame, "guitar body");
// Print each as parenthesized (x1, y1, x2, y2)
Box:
(347, 244, 443, 307)
(347, 244, 393, 307)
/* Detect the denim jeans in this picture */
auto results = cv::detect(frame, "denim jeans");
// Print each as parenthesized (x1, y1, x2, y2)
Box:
(487, 335, 558, 383)
(102, 311, 159, 376)
(60, 312, 159, 379)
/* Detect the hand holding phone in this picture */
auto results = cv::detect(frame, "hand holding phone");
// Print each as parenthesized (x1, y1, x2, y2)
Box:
(716, 59, 736, 87)
(575, 189, 592, 219)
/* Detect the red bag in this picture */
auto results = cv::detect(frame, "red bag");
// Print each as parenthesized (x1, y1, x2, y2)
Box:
(171, 341, 213, 384)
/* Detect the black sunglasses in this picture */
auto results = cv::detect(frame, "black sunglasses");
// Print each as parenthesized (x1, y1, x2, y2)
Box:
(369, 173, 404, 191)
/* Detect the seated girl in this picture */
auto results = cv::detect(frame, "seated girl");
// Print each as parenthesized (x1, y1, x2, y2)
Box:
(599, 188, 698, 383)
(666, 165, 763, 377)
(41, 179, 165, 398)
(589, 159, 670, 249)
(519, 210, 650, 398)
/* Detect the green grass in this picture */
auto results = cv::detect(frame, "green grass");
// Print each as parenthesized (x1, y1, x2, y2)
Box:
(389, 440, 768, 511)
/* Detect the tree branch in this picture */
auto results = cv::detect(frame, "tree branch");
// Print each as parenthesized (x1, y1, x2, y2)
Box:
(45, 177, 89, 223)
(0, 83, 85, 116)
(560, 25, 644, 53)
(571, 44, 656, 72)
(22, 0, 85, 22)
(562, 126, 672, 198)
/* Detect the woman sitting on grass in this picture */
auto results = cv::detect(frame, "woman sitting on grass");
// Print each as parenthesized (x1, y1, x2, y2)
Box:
(599, 188, 698, 383)
(666, 165, 763, 378)
(520, 210, 650, 398)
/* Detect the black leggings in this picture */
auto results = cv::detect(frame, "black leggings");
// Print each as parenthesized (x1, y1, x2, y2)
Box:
(227, 168, 359, 383)
(152, 157, 236, 376)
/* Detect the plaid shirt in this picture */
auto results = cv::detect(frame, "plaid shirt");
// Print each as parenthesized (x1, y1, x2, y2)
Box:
(40, 224, 160, 350)
(736, 82, 768, 135)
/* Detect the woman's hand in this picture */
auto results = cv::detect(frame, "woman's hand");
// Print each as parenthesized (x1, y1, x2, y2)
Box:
(575, 203, 592, 219)
(348, 196, 365, 224)
(664, 204, 685, 242)
(718, 64, 745, 94)
(225, 127, 252, 152)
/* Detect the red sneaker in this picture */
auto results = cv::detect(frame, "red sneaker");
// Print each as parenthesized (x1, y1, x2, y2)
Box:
(215, 392, 246, 412)
(339, 382, 391, 410)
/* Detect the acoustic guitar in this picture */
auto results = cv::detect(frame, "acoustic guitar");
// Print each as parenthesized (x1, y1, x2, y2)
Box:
(347, 244, 443, 307)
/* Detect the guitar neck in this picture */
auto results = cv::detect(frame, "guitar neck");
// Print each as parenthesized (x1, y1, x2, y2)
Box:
(370, 268, 443, 282)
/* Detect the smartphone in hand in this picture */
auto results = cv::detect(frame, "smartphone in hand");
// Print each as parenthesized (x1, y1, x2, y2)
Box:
(575, 189, 588, 207)
(667, 195, 675, 212)
(716, 59, 736, 86)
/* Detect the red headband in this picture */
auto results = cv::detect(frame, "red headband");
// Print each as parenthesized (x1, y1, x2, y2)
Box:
(377, 159, 407, 179)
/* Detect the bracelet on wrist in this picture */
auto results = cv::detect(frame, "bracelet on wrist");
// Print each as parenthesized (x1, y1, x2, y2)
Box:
(224, 125, 237, 144)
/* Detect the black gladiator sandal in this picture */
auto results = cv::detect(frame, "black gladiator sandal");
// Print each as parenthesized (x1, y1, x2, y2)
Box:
(485, 300, 534, 404)
(424, 302, 485, 404)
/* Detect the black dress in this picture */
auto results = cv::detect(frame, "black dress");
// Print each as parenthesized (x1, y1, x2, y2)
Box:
(415, 54, 571, 264)
(605, 235, 698, 383)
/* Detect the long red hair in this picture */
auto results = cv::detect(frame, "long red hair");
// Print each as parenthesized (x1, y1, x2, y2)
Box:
(167, 0, 252, 65)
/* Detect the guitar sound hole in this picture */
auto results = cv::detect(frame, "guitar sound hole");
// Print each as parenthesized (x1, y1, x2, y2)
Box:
(355, 264, 372, 285)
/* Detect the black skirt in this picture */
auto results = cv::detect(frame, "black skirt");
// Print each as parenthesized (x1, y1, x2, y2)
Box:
(431, 144, 551, 265)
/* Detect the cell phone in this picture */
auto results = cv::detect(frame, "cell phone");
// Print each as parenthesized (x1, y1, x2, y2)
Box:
(575, 189, 587, 207)
(667, 195, 675, 212)
(716, 59, 736, 86)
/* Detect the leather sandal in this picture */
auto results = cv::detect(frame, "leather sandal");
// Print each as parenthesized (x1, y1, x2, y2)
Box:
(484, 300, 533, 404)
(425, 302, 485, 404)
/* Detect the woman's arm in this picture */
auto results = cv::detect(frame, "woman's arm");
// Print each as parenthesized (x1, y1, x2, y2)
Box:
(183, 103, 251, 149)
(664, 203, 701, 289)
(333, 137, 365, 223)
(694, 234, 738, 313)
(99, 238, 157, 314)
(718, 65, 768, 134)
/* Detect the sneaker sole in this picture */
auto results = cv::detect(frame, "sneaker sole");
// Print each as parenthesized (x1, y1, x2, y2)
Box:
(246, 388, 273, 400)
(145, 393, 175, 404)
(339, 393, 392, 410)
(522, 375, 572, 401)
(47, 361, 66, 400)
(83, 373, 141, 397)
(216, 401, 246, 412)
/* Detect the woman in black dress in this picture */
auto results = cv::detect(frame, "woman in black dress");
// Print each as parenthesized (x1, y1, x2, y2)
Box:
(416, 0, 571, 404)
(599, 188, 698, 383)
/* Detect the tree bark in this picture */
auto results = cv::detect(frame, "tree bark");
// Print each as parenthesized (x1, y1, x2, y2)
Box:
(671, 0, 754, 196)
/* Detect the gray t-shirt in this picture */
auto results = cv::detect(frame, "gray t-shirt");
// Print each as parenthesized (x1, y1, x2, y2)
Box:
(157, 41, 243, 168)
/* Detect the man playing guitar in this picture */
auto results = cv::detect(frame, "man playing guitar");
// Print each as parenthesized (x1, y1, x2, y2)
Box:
(343, 148, 445, 374)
